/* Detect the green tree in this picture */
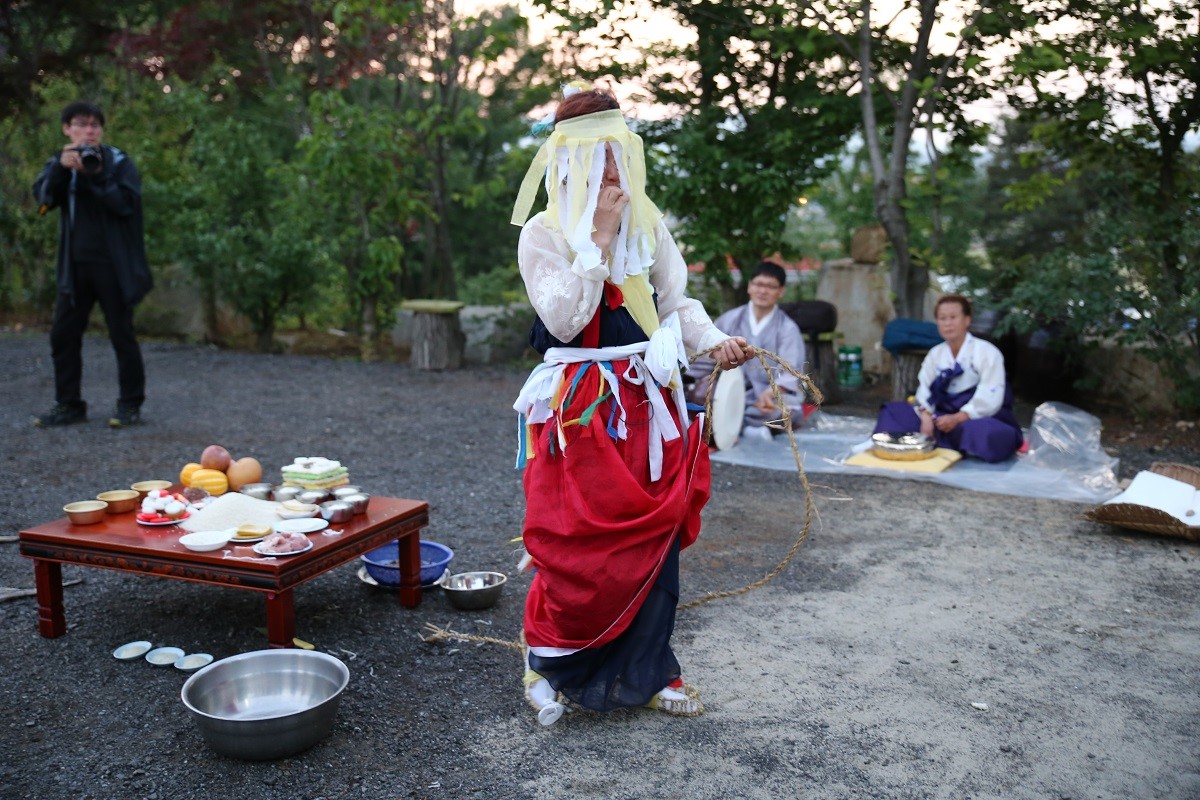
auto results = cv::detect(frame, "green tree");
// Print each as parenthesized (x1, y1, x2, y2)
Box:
(1000, 0, 1200, 409)
(530, 0, 860, 307)
(294, 90, 428, 359)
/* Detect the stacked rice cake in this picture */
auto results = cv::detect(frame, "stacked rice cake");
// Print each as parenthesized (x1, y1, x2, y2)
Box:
(281, 456, 350, 490)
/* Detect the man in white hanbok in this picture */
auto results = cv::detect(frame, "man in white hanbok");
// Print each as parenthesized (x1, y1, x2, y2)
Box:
(686, 262, 809, 439)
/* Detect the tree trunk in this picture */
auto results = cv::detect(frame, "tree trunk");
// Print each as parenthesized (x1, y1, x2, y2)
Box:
(409, 307, 464, 370)
(360, 294, 377, 362)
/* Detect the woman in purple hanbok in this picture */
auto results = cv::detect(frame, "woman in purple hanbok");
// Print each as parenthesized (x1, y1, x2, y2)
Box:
(874, 294, 1022, 463)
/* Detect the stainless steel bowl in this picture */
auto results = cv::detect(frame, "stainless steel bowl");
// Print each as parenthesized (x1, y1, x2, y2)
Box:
(239, 483, 274, 501)
(319, 500, 354, 523)
(180, 649, 350, 761)
(441, 571, 507, 610)
(340, 493, 370, 515)
(870, 431, 937, 461)
(297, 489, 330, 505)
(272, 485, 304, 503)
(331, 486, 363, 500)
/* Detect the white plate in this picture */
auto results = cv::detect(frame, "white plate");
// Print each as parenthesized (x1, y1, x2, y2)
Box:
(711, 365, 746, 451)
(174, 653, 214, 672)
(112, 640, 152, 660)
(273, 518, 329, 535)
(253, 539, 314, 557)
(145, 646, 185, 665)
(136, 513, 190, 527)
(227, 534, 267, 545)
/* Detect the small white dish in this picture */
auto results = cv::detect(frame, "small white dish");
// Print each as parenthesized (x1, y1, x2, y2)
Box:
(174, 653, 214, 672)
(179, 529, 235, 552)
(145, 646, 185, 666)
(253, 539, 314, 557)
(273, 518, 329, 535)
(112, 640, 152, 660)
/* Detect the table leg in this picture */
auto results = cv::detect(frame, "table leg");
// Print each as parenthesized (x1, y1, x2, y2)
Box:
(265, 588, 295, 648)
(33, 559, 66, 638)
(398, 533, 422, 608)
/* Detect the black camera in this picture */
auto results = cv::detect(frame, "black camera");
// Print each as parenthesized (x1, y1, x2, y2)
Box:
(76, 143, 103, 175)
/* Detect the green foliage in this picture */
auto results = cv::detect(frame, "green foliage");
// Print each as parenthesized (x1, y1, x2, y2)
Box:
(986, 0, 1200, 410)
(152, 76, 325, 349)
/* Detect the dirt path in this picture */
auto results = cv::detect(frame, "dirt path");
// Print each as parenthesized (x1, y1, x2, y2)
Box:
(0, 332, 1196, 799)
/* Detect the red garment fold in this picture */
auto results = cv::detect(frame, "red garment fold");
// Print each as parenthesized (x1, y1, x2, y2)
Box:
(580, 282, 625, 348)
(522, 359, 711, 651)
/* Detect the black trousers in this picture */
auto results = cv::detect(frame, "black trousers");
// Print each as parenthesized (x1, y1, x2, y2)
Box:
(50, 259, 145, 409)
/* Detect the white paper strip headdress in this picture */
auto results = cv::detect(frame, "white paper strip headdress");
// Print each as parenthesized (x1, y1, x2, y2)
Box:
(511, 109, 662, 285)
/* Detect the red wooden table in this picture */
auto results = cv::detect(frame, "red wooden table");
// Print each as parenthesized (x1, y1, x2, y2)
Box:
(18, 496, 429, 647)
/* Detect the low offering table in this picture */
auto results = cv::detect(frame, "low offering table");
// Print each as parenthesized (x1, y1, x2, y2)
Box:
(19, 496, 429, 648)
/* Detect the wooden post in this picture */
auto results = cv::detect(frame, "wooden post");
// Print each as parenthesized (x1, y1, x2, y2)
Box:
(402, 300, 465, 370)
(891, 348, 928, 400)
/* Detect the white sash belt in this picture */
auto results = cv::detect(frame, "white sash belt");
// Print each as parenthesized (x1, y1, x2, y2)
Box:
(513, 316, 690, 482)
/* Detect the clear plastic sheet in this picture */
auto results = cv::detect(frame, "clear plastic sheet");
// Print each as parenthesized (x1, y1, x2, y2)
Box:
(709, 401, 1121, 504)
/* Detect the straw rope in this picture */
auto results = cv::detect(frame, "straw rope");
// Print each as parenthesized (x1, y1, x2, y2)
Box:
(420, 343, 820, 648)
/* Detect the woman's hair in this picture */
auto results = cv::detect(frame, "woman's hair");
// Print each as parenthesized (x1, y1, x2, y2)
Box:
(935, 293, 972, 317)
(555, 89, 620, 123)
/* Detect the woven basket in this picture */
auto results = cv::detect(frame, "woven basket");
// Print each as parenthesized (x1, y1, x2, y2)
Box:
(1084, 461, 1200, 542)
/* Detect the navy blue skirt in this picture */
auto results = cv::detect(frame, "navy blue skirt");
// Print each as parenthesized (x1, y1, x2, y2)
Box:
(528, 538, 682, 712)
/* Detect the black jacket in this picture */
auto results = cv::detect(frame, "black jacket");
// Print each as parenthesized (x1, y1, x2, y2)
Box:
(32, 143, 153, 306)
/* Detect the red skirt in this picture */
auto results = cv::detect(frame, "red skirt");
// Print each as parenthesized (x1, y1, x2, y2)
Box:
(521, 359, 711, 651)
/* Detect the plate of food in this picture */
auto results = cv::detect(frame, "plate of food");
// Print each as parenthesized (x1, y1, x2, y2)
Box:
(253, 530, 313, 557)
(136, 512, 190, 526)
(227, 523, 273, 545)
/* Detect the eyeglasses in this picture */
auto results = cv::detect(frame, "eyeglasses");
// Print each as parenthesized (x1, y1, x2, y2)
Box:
(748, 280, 783, 291)
(69, 120, 103, 129)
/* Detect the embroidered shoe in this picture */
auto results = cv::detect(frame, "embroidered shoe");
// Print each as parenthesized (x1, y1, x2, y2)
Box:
(108, 405, 142, 428)
(645, 684, 704, 716)
(33, 403, 87, 428)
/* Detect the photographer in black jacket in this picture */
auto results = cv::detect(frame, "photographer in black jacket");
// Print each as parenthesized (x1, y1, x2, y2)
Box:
(32, 101, 152, 428)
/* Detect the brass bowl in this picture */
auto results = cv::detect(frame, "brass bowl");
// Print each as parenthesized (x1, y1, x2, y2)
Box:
(97, 489, 140, 513)
(870, 432, 937, 461)
(131, 480, 172, 498)
(64, 500, 109, 525)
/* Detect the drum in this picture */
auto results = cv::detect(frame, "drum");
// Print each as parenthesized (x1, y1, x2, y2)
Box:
(710, 366, 746, 451)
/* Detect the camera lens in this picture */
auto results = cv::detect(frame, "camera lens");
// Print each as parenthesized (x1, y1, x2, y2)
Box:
(78, 144, 102, 175)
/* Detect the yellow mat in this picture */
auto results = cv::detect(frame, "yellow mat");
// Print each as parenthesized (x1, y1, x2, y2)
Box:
(845, 447, 963, 473)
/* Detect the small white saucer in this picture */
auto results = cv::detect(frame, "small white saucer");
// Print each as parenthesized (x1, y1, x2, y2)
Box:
(145, 646, 185, 666)
(174, 653, 214, 672)
(112, 640, 152, 660)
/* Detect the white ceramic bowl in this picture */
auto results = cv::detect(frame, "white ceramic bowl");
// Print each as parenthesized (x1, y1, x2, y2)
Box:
(179, 529, 235, 552)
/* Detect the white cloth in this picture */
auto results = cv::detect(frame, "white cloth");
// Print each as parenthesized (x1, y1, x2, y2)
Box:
(517, 213, 729, 356)
(914, 333, 1008, 419)
(512, 325, 691, 483)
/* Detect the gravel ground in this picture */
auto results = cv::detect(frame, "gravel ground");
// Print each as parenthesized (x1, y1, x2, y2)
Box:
(1, 330, 1197, 800)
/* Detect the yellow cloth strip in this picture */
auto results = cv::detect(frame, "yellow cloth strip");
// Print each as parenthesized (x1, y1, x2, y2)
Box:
(619, 272, 659, 340)
(845, 447, 963, 473)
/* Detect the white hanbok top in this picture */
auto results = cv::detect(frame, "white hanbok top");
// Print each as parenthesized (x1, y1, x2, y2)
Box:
(915, 333, 1008, 419)
(518, 212, 729, 356)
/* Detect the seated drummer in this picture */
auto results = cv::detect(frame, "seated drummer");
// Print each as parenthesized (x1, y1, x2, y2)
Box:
(685, 261, 810, 440)
(874, 293, 1023, 463)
